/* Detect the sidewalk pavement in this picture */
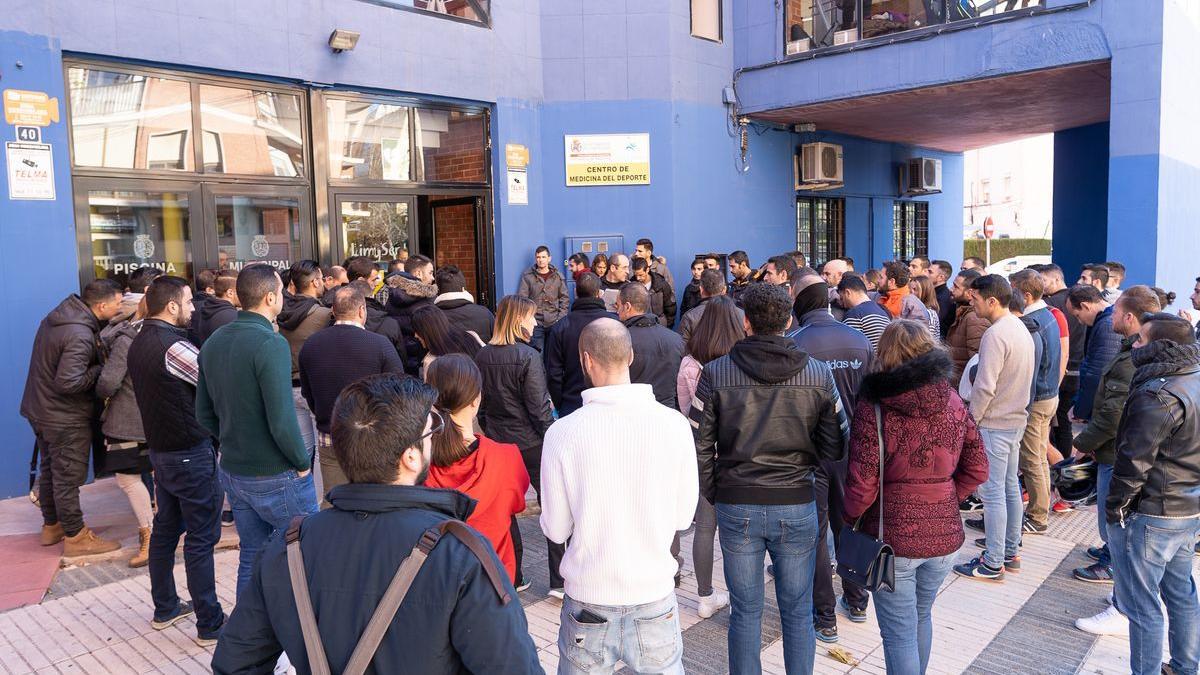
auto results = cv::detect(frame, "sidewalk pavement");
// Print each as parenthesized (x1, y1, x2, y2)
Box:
(0, 478, 1195, 674)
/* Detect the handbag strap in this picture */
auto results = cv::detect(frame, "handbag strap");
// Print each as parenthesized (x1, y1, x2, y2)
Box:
(285, 517, 514, 675)
(874, 403, 885, 540)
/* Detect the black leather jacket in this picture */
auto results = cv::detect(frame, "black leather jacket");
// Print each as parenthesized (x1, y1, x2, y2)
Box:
(1106, 340, 1200, 524)
(692, 335, 848, 505)
(475, 342, 553, 452)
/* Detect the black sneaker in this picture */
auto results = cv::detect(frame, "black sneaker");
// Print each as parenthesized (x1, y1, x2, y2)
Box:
(221, 510, 234, 527)
(965, 517, 985, 532)
(195, 614, 226, 647)
(514, 578, 532, 593)
(959, 495, 984, 512)
(1002, 555, 1021, 574)
(953, 556, 1004, 583)
(151, 600, 195, 630)
(1086, 545, 1107, 562)
(1073, 563, 1114, 584)
(1022, 518, 1048, 535)
(839, 597, 867, 623)
(815, 626, 839, 643)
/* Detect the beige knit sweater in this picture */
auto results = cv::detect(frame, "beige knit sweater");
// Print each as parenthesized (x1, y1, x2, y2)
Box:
(970, 313, 1036, 430)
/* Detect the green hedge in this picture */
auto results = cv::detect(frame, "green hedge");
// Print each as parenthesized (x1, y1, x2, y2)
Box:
(962, 238, 1051, 261)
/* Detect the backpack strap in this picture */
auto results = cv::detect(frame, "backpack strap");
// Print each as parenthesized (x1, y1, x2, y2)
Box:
(287, 517, 513, 675)
(285, 516, 332, 675)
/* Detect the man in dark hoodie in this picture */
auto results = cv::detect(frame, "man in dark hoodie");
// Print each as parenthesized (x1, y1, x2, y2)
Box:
(193, 269, 239, 345)
(785, 275, 873, 640)
(616, 283, 684, 408)
(691, 283, 847, 674)
(22, 278, 126, 558)
(434, 265, 495, 342)
(277, 260, 333, 460)
(188, 269, 218, 347)
(544, 272, 617, 417)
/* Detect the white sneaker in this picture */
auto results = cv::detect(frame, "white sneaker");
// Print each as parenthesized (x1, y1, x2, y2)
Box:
(548, 588, 565, 601)
(1075, 604, 1128, 636)
(697, 591, 730, 619)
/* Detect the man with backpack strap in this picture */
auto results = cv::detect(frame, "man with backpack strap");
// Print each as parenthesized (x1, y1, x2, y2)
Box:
(211, 373, 539, 674)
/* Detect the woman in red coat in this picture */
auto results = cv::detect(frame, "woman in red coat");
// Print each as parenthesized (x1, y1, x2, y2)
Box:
(843, 320, 989, 675)
(424, 354, 530, 584)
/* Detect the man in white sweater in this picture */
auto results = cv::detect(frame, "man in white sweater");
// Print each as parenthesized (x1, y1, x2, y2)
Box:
(954, 274, 1035, 584)
(540, 318, 698, 675)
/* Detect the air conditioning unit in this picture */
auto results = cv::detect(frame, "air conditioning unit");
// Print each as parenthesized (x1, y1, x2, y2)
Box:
(906, 157, 942, 194)
(798, 142, 843, 186)
(786, 38, 812, 55)
(833, 29, 858, 46)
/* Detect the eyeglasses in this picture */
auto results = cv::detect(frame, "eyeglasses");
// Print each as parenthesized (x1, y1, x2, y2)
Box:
(417, 409, 445, 442)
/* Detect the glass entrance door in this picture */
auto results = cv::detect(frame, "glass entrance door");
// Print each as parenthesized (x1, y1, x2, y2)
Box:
(203, 185, 308, 272)
(74, 178, 202, 287)
(333, 196, 416, 269)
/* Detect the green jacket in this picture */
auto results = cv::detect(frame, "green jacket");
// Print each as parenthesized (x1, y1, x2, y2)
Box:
(197, 312, 309, 476)
(1073, 335, 1136, 465)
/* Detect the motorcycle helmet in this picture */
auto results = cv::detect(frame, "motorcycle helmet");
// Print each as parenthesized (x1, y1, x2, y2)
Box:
(1051, 455, 1097, 505)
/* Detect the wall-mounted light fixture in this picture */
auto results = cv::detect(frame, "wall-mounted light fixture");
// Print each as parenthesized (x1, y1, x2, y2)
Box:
(328, 29, 360, 53)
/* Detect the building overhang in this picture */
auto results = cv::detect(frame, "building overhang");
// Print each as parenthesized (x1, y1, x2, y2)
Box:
(749, 60, 1111, 153)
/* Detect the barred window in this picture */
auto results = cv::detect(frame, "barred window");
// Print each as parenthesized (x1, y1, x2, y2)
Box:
(796, 197, 845, 269)
(893, 201, 929, 261)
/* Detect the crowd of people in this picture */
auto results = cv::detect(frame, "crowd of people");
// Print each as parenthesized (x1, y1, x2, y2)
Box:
(18, 240, 1200, 675)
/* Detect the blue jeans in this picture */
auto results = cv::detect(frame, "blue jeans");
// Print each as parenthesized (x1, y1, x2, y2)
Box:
(1108, 513, 1200, 675)
(557, 592, 682, 674)
(1096, 463, 1113, 547)
(220, 468, 318, 598)
(977, 427, 1023, 568)
(531, 323, 547, 352)
(872, 553, 956, 675)
(717, 501, 819, 675)
(148, 440, 225, 632)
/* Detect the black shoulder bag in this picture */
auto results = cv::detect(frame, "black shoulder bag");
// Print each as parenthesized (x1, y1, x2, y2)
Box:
(835, 403, 896, 593)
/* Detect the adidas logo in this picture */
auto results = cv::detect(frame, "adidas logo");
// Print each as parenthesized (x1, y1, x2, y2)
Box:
(828, 359, 863, 370)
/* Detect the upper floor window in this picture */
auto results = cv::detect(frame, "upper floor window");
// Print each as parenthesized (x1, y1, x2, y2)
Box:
(893, 201, 929, 261)
(371, 0, 490, 27)
(691, 0, 722, 42)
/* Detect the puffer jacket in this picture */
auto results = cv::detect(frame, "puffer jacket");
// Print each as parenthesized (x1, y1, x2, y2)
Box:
(1076, 306, 1123, 420)
(475, 341, 553, 452)
(517, 266, 569, 328)
(692, 335, 847, 505)
(843, 350, 989, 559)
(1074, 335, 1136, 466)
(1106, 340, 1200, 524)
(946, 303, 991, 382)
(20, 295, 105, 427)
(96, 319, 145, 442)
(624, 313, 685, 408)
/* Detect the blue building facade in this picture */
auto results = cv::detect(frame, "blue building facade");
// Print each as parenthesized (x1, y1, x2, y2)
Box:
(0, 0, 1195, 496)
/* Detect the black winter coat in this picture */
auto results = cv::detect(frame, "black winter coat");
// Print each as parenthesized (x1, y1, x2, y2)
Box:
(680, 280, 702, 318)
(1106, 340, 1200, 523)
(543, 297, 617, 416)
(20, 295, 104, 428)
(691, 335, 847, 505)
(364, 298, 408, 368)
(624, 313, 685, 409)
(475, 342, 553, 452)
(188, 291, 212, 346)
(211, 484, 540, 675)
(645, 271, 677, 328)
(384, 273, 437, 375)
(435, 293, 495, 343)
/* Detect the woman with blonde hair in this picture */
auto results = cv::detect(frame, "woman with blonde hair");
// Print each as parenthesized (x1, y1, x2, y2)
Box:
(474, 295, 560, 592)
(843, 320, 988, 674)
(908, 275, 942, 339)
(424, 354, 530, 584)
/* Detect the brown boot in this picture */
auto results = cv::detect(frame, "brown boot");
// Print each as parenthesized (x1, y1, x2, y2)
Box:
(62, 527, 121, 558)
(40, 522, 65, 546)
(128, 527, 151, 568)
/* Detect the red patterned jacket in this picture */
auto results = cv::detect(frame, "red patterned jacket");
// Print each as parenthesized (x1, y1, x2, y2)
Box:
(843, 349, 989, 559)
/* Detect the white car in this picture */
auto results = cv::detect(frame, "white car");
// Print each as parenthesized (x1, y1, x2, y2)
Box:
(984, 255, 1052, 276)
